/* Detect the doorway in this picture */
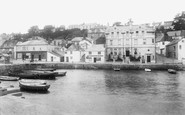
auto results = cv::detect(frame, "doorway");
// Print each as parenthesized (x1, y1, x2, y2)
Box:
(66, 57, 69, 62)
(126, 50, 130, 57)
(31, 55, 34, 62)
(147, 55, 151, 63)
(94, 58, 97, 63)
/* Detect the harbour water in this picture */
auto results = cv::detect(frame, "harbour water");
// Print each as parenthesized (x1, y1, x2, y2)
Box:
(1, 69, 185, 115)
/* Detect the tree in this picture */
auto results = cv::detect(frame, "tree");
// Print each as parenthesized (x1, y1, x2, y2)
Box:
(41, 25, 55, 40)
(172, 11, 185, 30)
(28, 26, 40, 37)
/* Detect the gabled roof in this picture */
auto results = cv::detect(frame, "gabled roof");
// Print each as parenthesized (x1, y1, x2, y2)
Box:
(67, 44, 84, 51)
(85, 44, 105, 52)
(166, 39, 182, 46)
(71, 37, 83, 42)
(17, 39, 49, 46)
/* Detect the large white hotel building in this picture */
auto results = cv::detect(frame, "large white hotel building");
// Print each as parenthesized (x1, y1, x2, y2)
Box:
(105, 21, 156, 63)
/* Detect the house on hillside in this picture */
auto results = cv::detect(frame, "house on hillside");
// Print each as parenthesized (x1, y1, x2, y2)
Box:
(64, 44, 84, 62)
(166, 37, 185, 62)
(14, 36, 64, 62)
(50, 37, 67, 47)
(167, 30, 185, 40)
(84, 44, 105, 63)
(156, 35, 170, 56)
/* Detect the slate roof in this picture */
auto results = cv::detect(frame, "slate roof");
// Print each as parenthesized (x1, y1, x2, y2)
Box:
(85, 44, 105, 52)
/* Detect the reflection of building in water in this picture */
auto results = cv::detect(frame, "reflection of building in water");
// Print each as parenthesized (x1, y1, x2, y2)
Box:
(105, 20, 155, 63)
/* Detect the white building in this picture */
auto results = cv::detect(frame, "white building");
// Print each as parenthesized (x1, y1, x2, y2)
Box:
(64, 44, 84, 62)
(105, 20, 156, 63)
(14, 37, 64, 62)
(166, 37, 185, 62)
(156, 41, 170, 56)
(84, 44, 105, 63)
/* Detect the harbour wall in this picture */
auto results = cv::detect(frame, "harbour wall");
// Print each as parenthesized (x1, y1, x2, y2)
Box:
(0, 62, 184, 75)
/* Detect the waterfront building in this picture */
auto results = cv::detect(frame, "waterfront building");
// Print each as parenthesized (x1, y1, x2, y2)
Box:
(64, 44, 84, 62)
(84, 44, 105, 63)
(14, 36, 64, 62)
(166, 37, 185, 62)
(105, 20, 156, 63)
(156, 41, 170, 56)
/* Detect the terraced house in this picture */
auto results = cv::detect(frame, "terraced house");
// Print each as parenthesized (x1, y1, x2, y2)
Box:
(105, 20, 156, 63)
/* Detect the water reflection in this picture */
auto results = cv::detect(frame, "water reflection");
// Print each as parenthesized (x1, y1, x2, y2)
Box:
(104, 70, 159, 95)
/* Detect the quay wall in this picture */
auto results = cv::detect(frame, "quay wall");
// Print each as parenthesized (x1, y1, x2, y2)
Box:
(0, 62, 184, 75)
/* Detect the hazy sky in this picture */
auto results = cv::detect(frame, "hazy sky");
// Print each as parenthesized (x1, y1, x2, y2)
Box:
(0, 0, 184, 34)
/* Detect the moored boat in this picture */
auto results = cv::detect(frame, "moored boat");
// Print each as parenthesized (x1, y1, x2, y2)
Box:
(0, 76, 19, 81)
(35, 68, 56, 71)
(168, 69, 177, 74)
(113, 67, 121, 71)
(55, 71, 67, 77)
(145, 68, 151, 72)
(9, 70, 56, 80)
(19, 79, 50, 92)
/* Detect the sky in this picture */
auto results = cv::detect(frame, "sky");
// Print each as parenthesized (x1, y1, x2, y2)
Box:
(0, 0, 184, 34)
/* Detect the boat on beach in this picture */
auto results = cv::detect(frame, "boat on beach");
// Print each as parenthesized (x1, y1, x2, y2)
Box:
(168, 69, 177, 74)
(0, 76, 19, 81)
(19, 79, 50, 92)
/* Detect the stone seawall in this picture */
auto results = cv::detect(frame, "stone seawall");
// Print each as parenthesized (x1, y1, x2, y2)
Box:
(0, 62, 184, 75)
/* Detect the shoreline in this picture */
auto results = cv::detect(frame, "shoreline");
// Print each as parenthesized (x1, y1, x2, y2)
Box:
(0, 62, 184, 75)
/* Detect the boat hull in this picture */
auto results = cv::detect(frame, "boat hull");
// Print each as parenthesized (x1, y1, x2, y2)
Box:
(19, 79, 50, 92)
(0, 76, 19, 81)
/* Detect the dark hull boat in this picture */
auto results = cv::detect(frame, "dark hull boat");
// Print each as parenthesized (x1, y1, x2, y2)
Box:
(168, 69, 177, 74)
(19, 79, 50, 92)
(9, 71, 56, 80)
(0, 76, 19, 81)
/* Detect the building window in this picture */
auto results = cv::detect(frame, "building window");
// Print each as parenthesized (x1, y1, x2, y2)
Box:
(179, 45, 182, 49)
(174, 46, 176, 50)
(89, 51, 92, 54)
(162, 42, 165, 45)
(70, 51, 72, 54)
(182, 40, 184, 43)
(33, 47, 35, 50)
(110, 40, 113, 45)
(70, 56, 73, 59)
(98, 52, 101, 54)
(126, 39, 129, 45)
(136, 31, 139, 36)
(152, 39, 154, 43)
(143, 39, 146, 45)
(65, 52, 67, 54)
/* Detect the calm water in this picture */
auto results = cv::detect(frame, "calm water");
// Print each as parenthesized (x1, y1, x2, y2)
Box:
(2, 69, 185, 115)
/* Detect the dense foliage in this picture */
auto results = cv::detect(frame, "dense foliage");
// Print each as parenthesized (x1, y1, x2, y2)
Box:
(11, 25, 88, 42)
